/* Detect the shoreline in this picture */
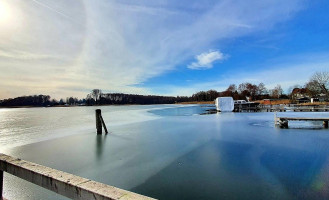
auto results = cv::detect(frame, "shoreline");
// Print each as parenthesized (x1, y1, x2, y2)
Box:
(0, 102, 213, 109)
(1, 101, 328, 109)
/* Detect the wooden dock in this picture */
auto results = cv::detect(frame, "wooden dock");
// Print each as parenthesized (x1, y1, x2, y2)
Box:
(275, 117, 329, 128)
(259, 104, 329, 113)
(231, 102, 329, 113)
(291, 108, 329, 112)
(234, 103, 260, 112)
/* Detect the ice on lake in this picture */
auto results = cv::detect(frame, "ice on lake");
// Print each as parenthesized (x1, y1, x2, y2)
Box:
(1, 105, 329, 200)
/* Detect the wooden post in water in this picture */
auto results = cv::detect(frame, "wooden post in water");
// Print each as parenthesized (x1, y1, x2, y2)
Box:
(324, 121, 328, 129)
(279, 119, 288, 128)
(0, 170, 3, 200)
(100, 115, 108, 134)
(95, 109, 108, 134)
(96, 109, 102, 134)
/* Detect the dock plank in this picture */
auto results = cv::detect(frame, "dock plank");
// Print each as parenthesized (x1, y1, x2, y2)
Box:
(278, 117, 329, 121)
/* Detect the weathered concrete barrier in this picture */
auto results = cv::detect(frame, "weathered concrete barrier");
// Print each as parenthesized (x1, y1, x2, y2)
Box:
(0, 153, 155, 200)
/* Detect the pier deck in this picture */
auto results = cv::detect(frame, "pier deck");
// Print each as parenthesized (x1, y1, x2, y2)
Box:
(275, 117, 329, 128)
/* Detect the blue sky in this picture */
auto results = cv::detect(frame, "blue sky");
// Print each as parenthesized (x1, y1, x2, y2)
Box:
(1, 0, 329, 99)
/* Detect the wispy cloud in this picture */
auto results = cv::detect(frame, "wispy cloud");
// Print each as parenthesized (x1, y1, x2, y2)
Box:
(0, 49, 57, 60)
(188, 50, 226, 70)
(0, 0, 305, 99)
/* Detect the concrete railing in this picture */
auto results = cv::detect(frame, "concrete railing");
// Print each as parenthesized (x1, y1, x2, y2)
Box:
(0, 153, 155, 200)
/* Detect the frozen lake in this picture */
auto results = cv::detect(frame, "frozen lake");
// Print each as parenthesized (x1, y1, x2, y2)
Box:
(1, 105, 329, 199)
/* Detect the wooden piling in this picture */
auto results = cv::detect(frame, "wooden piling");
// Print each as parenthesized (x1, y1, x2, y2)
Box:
(324, 121, 329, 129)
(95, 109, 109, 134)
(279, 119, 288, 128)
(0, 170, 3, 200)
(96, 109, 102, 134)
(99, 115, 108, 134)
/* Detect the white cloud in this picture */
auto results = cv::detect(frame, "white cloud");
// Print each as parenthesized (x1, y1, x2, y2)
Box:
(152, 54, 329, 96)
(188, 50, 225, 70)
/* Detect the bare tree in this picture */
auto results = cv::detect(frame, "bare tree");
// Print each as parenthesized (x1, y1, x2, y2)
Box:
(227, 84, 237, 93)
(246, 83, 258, 98)
(270, 84, 283, 99)
(221, 84, 237, 97)
(305, 80, 321, 97)
(307, 71, 329, 97)
(207, 90, 219, 100)
(238, 82, 258, 99)
(257, 82, 267, 95)
(92, 89, 102, 103)
(238, 83, 247, 94)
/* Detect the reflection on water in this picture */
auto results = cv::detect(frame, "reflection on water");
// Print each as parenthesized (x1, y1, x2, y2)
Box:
(1, 105, 329, 199)
(96, 135, 107, 160)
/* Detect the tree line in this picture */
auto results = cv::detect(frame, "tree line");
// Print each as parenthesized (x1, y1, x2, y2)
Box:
(85, 89, 190, 105)
(190, 71, 328, 102)
(190, 83, 286, 102)
(83, 83, 285, 105)
(0, 95, 86, 107)
(0, 71, 328, 107)
(0, 95, 52, 107)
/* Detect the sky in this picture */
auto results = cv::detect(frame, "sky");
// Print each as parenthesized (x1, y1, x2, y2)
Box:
(1, 0, 329, 99)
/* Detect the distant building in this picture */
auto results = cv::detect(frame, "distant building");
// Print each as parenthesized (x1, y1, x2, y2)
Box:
(296, 97, 310, 104)
(291, 88, 310, 100)
(312, 93, 328, 102)
(262, 99, 276, 105)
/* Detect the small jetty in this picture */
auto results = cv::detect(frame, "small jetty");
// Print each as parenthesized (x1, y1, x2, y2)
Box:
(261, 104, 329, 112)
(290, 107, 329, 112)
(234, 102, 260, 112)
(237, 104, 329, 113)
(275, 117, 329, 128)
